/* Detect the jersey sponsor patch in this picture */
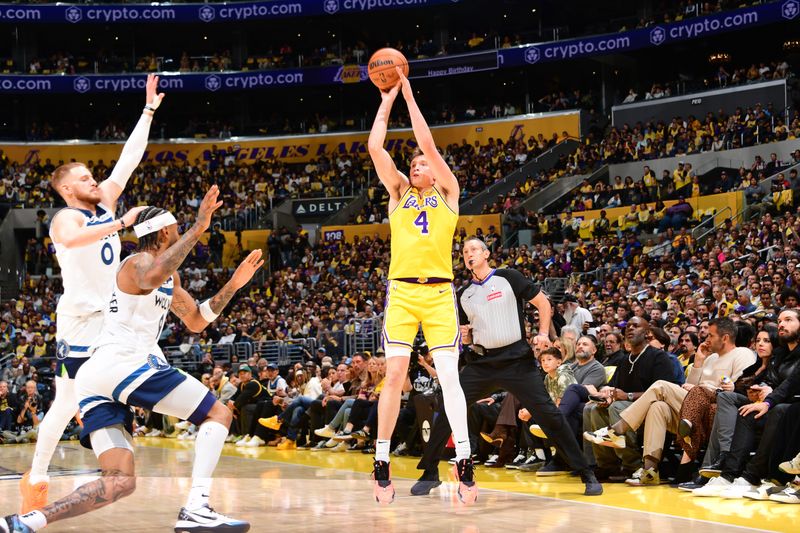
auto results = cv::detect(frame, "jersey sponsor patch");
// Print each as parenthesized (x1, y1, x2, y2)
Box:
(487, 291, 503, 301)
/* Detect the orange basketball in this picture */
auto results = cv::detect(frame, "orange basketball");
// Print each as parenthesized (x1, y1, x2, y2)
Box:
(367, 48, 409, 91)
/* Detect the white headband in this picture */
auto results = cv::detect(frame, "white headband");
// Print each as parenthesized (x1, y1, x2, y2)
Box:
(134, 212, 177, 238)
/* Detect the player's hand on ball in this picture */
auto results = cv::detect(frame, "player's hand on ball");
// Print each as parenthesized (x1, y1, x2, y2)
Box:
(145, 73, 166, 110)
(231, 249, 265, 289)
(196, 185, 223, 230)
(381, 82, 400, 102)
(395, 66, 413, 100)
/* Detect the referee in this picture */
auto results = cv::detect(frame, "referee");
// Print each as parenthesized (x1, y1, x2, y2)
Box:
(410, 237, 603, 496)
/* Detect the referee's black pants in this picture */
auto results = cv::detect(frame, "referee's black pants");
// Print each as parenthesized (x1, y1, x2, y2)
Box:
(416, 348, 591, 475)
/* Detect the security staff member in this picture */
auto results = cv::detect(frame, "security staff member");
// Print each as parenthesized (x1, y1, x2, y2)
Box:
(410, 237, 603, 496)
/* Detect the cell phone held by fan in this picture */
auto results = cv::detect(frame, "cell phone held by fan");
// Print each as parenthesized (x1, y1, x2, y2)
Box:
(588, 394, 610, 404)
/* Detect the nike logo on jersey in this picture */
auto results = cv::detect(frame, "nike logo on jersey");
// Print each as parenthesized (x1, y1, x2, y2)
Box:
(438, 288, 448, 294)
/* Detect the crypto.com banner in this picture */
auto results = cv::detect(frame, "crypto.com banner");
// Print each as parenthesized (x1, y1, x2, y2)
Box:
(0, 0, 453, 23)
(0, 56, 497, 94)
(498, 0, 798, 67)
(0, 1, 796, 94)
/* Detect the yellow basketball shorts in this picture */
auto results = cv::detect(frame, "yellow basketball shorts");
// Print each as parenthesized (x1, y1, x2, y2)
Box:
(382, 280, 460, 357)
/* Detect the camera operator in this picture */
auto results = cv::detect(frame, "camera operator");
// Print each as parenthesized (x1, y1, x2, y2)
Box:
(15, 380, 42, 441)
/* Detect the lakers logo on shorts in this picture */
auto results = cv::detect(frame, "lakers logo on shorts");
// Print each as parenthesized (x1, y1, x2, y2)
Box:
(56, 339, 70, 360)
(147, 353, 170, 371)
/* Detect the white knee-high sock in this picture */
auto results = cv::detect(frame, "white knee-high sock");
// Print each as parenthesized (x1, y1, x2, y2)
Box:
(432, 352, 471, 461)
(186, 420, 228, 510)
(31, 376, 79, 482)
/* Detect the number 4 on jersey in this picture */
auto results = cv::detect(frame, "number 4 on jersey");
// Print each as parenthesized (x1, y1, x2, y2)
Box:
(413, 211, 429, 235)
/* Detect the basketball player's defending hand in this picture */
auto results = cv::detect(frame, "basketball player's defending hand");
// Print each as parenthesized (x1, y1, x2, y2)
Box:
(194, 185, 224, 231)
(229, 250, 265, 290)
(145, 73, 166, 111)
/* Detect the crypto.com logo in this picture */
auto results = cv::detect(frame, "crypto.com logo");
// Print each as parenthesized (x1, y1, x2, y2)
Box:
(324, 0, 339, 15)
(523, 46, 540, 64)
(65, 6, 82, 23)
(204, 75, 222, 92)
(73, 77, 91, 93)
(198, 5, 216, 22)
(782, 0, 799, 20)
(649, 26, 666, 45)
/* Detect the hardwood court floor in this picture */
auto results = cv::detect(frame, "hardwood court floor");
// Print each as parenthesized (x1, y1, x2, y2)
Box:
(0, 438, 791, 532)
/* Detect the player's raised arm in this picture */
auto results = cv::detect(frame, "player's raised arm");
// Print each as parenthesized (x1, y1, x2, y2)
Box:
(129, 186, 221, 291)
(170, 250, 264, 332)
(98, 73, 165, 210)
(50, 205, 147, 249)
(368, 83, 408, 202)
(395, 67, 459, 202)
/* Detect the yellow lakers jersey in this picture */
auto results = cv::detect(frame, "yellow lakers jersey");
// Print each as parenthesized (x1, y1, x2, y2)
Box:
(388, 187, 457, 280)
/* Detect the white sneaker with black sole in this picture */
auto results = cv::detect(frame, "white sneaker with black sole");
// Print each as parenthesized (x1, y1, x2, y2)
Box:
(481, 454, 500, 467)
(174, 505, 250, 532)
(505, 453, 528, 470)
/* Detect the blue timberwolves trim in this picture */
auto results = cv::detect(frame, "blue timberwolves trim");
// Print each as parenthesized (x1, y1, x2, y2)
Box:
(79, 403, 134, 450)
(157, 286, 174, 295)
(70, 345, 90, 352)
(188, 392, 217, 426)
(78, 395, 111, 410)
(86, 218, 113, 226)
(126, 367, 187, 410)
(111, 362, 152, 401)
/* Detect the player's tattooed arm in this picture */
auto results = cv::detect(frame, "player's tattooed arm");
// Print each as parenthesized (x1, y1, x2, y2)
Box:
(133, 186, 223, 291)
(170, 272, 208, 333)
(41, 469, 135, 523)
(131, 226, 203, 290)
(210, 250, 265, 314)
(209, 284, 238, 315)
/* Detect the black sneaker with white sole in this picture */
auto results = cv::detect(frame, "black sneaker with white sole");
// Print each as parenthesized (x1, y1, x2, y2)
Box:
(410, 469, 442, 496)
(677, 475, 708, 492)
(174, 505, 250, 532)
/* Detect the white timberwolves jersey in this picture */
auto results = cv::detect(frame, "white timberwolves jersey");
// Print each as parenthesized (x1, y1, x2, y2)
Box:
(52, 203, 121, 317)
(95, 254, 174, 354)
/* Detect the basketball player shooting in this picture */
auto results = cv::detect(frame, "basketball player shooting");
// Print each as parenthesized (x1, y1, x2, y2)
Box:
(2, 186, 263, 533)
(19, 74, 163, 514)
(367, 67, 476, 504)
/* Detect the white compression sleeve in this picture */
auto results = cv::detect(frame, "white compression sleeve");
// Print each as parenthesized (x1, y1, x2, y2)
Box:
(432, 351, 472, 461)
(107, 112, 153, 191)
(30, 376, 79, 481)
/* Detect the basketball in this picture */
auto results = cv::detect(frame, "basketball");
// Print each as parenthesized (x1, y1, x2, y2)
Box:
(367, 48, 409, 91)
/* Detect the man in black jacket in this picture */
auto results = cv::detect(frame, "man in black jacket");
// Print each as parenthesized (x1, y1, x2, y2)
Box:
(226, 365, 265, 436)
(582, 317, 677, 479)
(600, 332, 626, 367)
(706, 308, 800, 498)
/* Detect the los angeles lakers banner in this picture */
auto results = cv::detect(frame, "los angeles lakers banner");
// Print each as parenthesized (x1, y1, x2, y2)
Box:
(2, 112, 579, 165)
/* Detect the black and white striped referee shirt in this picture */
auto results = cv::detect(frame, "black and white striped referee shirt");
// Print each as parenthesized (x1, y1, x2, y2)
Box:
(457, 268, 540, 350)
